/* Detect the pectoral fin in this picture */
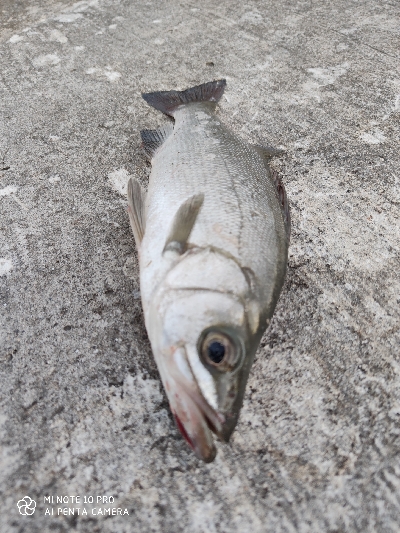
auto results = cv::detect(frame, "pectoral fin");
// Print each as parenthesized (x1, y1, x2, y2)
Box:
(163, 193, 204, 255)
(127, 178, 146, 250)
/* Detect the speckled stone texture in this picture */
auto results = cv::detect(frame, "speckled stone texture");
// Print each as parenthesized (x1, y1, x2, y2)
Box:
(0, 0, 399, 532)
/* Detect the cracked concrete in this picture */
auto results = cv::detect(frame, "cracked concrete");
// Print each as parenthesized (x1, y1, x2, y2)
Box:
(0, 0, 399, 531)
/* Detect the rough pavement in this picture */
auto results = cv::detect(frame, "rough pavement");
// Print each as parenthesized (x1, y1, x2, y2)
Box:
(0, 0, 399, 531)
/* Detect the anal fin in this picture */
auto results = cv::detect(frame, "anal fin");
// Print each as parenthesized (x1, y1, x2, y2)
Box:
(141, 123, 173, 159)
(127, 178, 146, 250)
(163, 194, 204, 255)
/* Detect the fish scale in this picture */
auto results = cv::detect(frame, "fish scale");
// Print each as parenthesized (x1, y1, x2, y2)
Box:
(126, 80, 290, 462)
(142, 101, 286, 312)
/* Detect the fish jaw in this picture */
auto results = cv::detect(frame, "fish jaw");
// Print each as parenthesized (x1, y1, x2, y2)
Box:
(144, 289, 256, 461)
(169, 383, 217, 463)
(158, 346, 230, 462)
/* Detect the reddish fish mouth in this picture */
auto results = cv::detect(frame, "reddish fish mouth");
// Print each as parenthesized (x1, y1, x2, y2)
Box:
(173, 414, 195, 450)
(172, 409, 220, 463)
(160, 346, 236, 462)
(170, 382, 230, 462)
(173, 407, 221, 450)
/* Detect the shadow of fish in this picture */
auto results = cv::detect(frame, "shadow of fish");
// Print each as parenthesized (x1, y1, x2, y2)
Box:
(127, 80, 290, 462)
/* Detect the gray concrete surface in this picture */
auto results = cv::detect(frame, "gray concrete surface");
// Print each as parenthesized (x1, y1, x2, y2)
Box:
(1, 0, 399, 531)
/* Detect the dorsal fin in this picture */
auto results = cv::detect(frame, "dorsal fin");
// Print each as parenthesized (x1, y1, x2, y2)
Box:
(270, 168, 291, 242)
(163, 194, 204, 255)
(127, 178, 146, 250)
(142, 80, 226, 117)
(140, 123, 173, 159)
(253, 144, 285, 160)
(254, 145, 291, 241)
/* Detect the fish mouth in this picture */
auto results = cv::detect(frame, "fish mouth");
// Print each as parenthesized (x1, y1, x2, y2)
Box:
(163, 347, 236, 462)
(173, 411, 217, 463)
(170, 380, 225, 463)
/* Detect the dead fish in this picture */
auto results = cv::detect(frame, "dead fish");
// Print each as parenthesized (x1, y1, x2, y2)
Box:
(127, 80, 290, 462)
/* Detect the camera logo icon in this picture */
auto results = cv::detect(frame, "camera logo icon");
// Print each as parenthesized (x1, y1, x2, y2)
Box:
(17, 496, 36, 515)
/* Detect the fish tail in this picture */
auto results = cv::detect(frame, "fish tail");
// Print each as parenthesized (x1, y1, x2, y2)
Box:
(142, 79, 226, 117)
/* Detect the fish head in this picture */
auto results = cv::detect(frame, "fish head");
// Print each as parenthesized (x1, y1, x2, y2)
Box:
(147, 289, 259, 462)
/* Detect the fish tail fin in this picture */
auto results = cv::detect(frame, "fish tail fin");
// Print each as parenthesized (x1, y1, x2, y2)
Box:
(142, 79, 226, 117)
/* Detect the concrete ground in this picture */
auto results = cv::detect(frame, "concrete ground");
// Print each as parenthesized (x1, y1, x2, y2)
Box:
(1, 0, 399, 531)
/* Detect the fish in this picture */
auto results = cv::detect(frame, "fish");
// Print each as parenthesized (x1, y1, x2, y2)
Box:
(127, 80, 290, 462)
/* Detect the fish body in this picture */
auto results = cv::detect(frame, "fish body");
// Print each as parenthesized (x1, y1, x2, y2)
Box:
(128, 80, 290, 462)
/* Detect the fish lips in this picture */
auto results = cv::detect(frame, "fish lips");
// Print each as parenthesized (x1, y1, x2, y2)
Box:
(163, 347, 238, 462)
(171, 397, 218, 463)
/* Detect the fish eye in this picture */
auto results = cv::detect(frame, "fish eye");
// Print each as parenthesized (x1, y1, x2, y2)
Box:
(200, 331, 238, 371)
(208, 341, 225, 364)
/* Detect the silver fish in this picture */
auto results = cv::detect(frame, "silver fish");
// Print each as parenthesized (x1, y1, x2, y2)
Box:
(127, 80, 290, 462)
